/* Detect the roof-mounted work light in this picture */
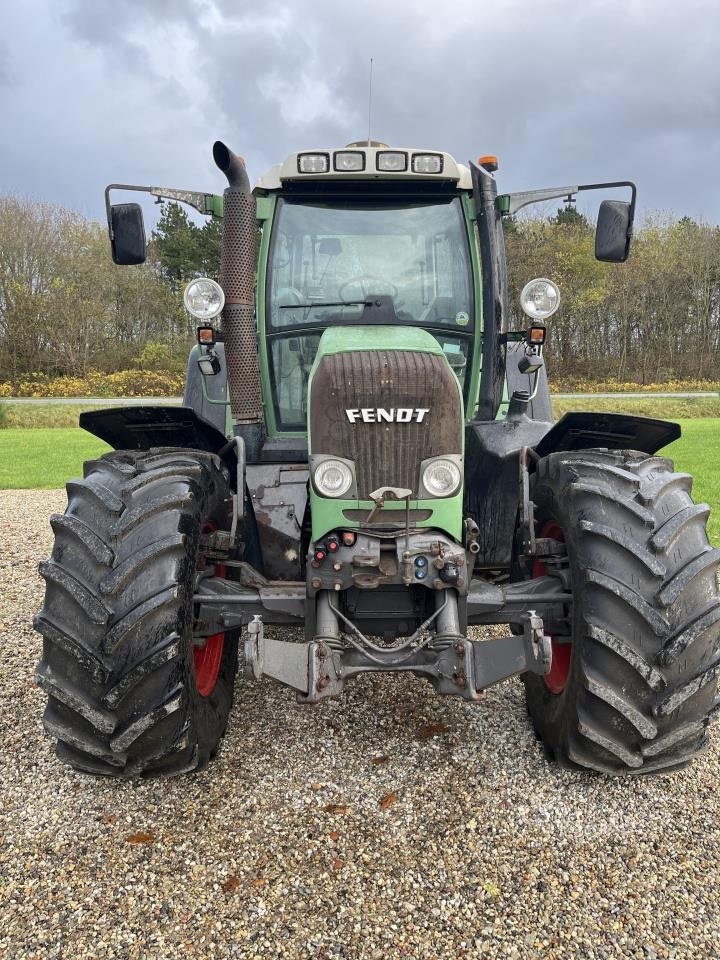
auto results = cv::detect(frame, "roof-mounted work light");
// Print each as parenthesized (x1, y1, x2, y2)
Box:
(297, 153, 330, 174)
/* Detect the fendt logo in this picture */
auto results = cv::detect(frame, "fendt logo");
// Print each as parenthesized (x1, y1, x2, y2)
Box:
(345, 408, 429, 423)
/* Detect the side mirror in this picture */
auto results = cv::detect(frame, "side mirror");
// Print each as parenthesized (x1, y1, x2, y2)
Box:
(595, 199, 632, 263)
(110, 203, 146, 265)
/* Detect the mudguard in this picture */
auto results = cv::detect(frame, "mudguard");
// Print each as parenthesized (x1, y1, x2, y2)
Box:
(465, 411, 681, 571)
(79, 405, 229, 456)
(534, 412, 680, 457)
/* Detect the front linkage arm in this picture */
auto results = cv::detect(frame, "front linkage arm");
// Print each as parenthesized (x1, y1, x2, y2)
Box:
(241, 608, 553, 705)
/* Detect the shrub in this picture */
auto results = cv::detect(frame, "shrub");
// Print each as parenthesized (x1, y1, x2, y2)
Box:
(550, 377, 720, 394)
(0, 369, 185, 398)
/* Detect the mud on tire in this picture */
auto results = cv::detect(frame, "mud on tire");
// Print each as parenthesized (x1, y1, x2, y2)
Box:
(524, 449, 720, 775)
(34, 448, 239, 777)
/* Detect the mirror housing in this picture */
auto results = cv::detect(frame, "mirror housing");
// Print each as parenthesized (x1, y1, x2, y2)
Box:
(110, 203, 146, 265)
(595, 200, 633, 263)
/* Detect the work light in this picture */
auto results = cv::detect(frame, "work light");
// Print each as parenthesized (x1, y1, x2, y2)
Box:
(334, 151, 365, 172)
(412, 153, 443, 174)
(183, 278, 225, 320)
(313, 459, 354, 498)
(298, 153, 330, 173)
(421, 458, 462, 498)
(197, 353, 221, 376)
(377, 151, 408, 172)
(519, 278, 560, 321)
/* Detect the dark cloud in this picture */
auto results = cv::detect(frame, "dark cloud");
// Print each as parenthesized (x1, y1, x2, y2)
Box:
(2, 0, 720, 221)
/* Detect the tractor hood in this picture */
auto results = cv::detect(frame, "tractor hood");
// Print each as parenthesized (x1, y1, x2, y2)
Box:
(306, 326, 465, 541)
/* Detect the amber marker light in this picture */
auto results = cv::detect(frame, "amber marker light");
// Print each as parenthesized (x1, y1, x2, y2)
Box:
(196, 326, 216, 346)
(478, 155, 499, 172)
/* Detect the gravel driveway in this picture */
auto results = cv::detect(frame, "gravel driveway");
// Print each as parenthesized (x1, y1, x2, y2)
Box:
(1, 489, 719, 959)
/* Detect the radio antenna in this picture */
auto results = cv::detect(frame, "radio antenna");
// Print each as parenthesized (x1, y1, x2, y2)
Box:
(367, 57, 374, 145)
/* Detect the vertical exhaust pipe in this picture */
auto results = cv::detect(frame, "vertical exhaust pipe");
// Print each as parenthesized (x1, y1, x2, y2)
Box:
(213, 141, 264, 458)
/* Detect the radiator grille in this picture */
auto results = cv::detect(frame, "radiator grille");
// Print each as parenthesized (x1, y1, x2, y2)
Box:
(310, 350, 462, 499)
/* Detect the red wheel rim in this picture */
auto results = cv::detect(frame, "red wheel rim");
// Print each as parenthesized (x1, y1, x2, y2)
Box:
(193, 523, 226, 698)
(533, 521, 571, 694)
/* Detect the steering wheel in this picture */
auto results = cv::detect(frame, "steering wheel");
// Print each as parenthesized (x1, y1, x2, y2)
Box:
(339, 275, 399, 302)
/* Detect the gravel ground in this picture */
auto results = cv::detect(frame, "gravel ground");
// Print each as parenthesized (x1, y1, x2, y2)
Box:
(1, 489, 719, 960)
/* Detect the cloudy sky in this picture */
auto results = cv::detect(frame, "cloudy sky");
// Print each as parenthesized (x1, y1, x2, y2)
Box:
(2, 0, 720, 222)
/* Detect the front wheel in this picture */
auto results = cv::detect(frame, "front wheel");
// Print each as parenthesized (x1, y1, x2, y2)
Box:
(34, 448, 239, 777)
(523, 449, 720, 775)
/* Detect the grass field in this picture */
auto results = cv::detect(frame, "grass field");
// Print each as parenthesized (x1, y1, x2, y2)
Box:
(1, 419, 718, 543)
(552, 396, 720, 419)
(664, 422, 720, 544)
(0, 429, 110, 489)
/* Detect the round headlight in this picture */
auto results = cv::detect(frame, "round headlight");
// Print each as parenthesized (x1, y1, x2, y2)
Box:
(520, 278, 560, 321)
(422, 458, 461, 497)
(314, 459, 353, 498)
(183, 278, 225, 320)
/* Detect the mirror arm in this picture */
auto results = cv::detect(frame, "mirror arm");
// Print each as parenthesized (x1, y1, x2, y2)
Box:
(148, 188, 224, 218)
(577, 179, 637, 222)
(499, 185, 579, 217)
(500, 179, 637, 220)
(104, 183, 223, 239)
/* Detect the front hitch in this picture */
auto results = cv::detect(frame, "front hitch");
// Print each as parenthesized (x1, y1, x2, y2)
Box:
(242, 596, 552, 704)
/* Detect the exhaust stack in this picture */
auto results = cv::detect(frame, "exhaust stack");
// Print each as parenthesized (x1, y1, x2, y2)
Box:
(213, 141, 264, 455)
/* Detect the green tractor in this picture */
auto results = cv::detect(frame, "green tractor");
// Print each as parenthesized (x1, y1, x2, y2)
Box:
(35, 141, 720, 777)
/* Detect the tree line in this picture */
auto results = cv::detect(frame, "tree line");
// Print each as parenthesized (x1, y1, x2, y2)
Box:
(0, 198, 217, 381)
(505, 208, 720, 383)
(1, 195, 719, 385)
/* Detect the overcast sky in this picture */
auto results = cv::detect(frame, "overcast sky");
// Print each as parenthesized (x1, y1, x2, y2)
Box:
(2, 0, 720, 223)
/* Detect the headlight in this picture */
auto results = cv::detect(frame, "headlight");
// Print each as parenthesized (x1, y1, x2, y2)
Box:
(520, 278, 560, 321)
(422, 458, 462, 498)
(183, 278, 225, 320)
(313, 459, 353, 498)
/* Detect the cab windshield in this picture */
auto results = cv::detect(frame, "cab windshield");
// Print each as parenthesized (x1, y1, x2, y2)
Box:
(265, 196, 474, 429)
(268, 197, 473, 330)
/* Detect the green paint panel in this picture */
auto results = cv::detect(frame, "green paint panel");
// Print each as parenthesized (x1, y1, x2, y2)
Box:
(311, 324, 446, 362)
(310, 490, 464, 543)
(255, 195, 275, 221)
(207, 194, 224, 218)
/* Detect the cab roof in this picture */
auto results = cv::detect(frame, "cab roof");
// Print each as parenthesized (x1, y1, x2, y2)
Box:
(255, 143, 473, 192)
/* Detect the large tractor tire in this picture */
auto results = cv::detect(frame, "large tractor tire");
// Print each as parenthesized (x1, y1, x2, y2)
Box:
(34, 448, 239, 777)
(524, 449, 720, 775)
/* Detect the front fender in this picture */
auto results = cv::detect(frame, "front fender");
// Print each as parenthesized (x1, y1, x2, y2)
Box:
(534, 412, 680, 457)
(79, 405, 230, 455)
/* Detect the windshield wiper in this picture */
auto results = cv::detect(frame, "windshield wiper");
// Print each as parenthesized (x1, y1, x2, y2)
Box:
(278, 300, 367, 309)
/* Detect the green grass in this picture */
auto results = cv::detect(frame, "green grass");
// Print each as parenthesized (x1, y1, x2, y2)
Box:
(0, 402, 125, 429)
(664, 421, 720, 545)
(0, 429, 110, 489)
(552, 396, 720, 419)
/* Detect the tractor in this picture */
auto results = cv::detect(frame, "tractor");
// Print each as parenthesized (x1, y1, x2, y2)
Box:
(35, 140, 720, 777)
